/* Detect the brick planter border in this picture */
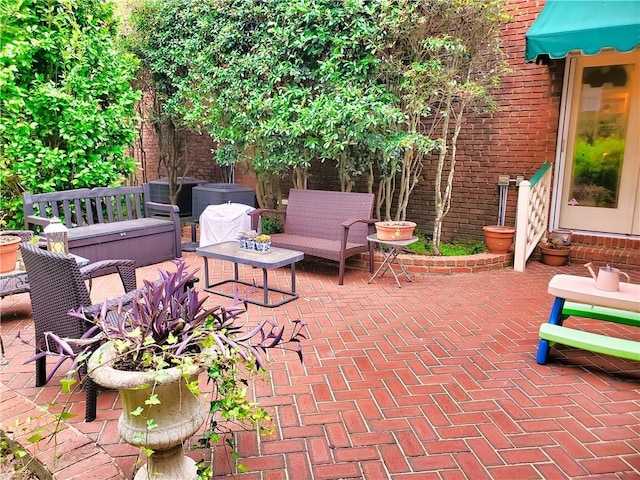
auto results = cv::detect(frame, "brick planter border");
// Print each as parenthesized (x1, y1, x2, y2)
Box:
(351, 251, 513, 275)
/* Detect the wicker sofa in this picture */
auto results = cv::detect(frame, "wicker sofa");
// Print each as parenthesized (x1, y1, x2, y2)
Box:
(23, 185, 181, 268)
(249, 189, 377, 285)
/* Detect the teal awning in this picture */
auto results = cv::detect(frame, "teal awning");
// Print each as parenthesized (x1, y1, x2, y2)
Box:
(525, 0, 640, 62)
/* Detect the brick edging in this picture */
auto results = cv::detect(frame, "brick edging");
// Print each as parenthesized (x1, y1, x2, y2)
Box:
(351, 251, 513, 274)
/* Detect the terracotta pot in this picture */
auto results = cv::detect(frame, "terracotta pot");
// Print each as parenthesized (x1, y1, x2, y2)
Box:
(0, 235, 22, 273)
(482, 225, 515, 254)
(88, 342, 205, 480)
(539, 244, 570, 266)
(375, 221, 416, 241)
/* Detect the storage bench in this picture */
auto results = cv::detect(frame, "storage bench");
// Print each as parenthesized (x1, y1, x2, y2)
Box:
(23, 185, 182, 267)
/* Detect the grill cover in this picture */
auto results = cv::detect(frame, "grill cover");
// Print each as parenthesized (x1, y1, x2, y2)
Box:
(199, 203, 255, 247)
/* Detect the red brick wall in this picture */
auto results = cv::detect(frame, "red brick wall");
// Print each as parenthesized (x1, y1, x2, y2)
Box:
(437, 0, 563, 242)
(308, 0, 563, 242)
(137, 0, 562, 243)
(131, 92, 224, 184)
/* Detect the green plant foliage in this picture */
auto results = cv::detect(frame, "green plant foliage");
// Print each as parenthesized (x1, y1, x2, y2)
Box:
(20, 260, 306, 478)
(260, 215, 283, 235)
(0, 0, 140, 228)
(572, 136, 625, 207)
(129, 0, 402, 189)
(127, 0, 508, 239)
(405, 235, 485, 256)
(377, 0, 510, 248)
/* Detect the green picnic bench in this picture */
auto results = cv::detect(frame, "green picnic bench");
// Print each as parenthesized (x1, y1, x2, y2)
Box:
(536, 275, 640, 364)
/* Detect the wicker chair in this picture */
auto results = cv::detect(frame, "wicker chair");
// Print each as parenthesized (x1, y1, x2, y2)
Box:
(20, 244, 142, 422)
(1, 229, 137, 298)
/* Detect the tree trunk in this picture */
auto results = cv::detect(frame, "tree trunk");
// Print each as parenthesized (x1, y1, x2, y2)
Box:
(431, 99, 466, 254)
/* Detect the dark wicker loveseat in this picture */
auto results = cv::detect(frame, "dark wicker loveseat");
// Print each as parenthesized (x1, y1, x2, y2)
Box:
(23, 185, 181, 268)
(249, 189, 377, 285)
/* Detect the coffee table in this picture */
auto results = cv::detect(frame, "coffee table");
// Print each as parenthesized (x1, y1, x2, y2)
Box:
(196, 242, 304, 308)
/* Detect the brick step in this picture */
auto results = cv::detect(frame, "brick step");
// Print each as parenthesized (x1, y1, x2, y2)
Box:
(568, 234, 640, 272)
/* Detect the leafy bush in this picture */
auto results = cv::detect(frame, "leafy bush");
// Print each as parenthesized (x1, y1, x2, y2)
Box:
(572, 137, 625, 207)
(261, 215, 284, 235)
(0, 0, 140, 229)
(128, 0, 401, 193)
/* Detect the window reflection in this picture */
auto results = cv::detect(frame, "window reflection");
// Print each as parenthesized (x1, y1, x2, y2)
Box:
(570, 64, 631, 208)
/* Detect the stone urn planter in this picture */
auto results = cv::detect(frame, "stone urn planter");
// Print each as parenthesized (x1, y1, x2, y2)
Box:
(88, 342, 205, 480)
(539, 243, 571, 266)
(482, 225, 516, 254)
(0, 235, 22, 273)
(375, 221, 417, 241)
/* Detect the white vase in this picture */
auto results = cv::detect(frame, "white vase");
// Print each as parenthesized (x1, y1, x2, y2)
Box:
(88, 342, 205, 480)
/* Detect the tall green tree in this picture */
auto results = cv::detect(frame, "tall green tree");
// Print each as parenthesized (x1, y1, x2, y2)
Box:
(127, 0, 508, 242)
(123, 0, 198, 205)
(130, 0, 401, 207)
(378, 0, 510, 250)
(0, 0, 140, 228)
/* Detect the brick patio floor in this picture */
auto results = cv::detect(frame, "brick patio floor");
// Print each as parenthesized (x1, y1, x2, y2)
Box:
(1, 251, 639, 479)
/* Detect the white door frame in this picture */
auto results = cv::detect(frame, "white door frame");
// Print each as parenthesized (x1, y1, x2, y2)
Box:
(549, 56, 576, 233)
(550, 50, 640, 237)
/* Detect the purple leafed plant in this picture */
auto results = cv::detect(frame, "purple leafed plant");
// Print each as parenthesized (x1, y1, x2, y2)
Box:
(21, 259, 306, 380)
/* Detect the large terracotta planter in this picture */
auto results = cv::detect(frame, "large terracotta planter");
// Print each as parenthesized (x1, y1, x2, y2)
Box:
(0, 235, 22, 273)
(482, 225, 515, 254)
(375, 221, 417, 241)
(88, 342, 205, 480)
(539, 243, 571, 266)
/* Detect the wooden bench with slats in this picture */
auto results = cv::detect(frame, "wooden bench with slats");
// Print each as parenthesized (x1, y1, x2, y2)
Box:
(23, 185, 182, 268)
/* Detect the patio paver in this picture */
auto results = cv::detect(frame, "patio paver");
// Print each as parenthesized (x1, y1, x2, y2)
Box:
(1, 251, 639, 479)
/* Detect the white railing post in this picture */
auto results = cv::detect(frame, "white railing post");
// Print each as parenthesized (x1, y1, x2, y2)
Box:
(514, 180, 531, 272)
(513, 163, 553, 272)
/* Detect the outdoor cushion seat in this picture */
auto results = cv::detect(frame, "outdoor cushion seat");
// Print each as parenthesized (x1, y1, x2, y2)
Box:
(65, 218, 174, 243)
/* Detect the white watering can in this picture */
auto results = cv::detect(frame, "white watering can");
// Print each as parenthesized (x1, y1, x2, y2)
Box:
(585, 262, 630, 292)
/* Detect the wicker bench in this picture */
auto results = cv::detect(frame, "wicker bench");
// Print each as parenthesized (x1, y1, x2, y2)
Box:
(249, 189, 377, 285)
(23, 185, 181, 268)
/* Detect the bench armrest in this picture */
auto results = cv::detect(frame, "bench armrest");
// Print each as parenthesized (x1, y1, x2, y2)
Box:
(341, 218, 378, 228)
(342, 218, 378, 239)
(248, 208, 284, 231)
(25, 214, 51, 230)
(143, 196, 181, 258)
(84, 288, 141, 319)
(341, 218, 378, 246)
(145, 200, 180, 216)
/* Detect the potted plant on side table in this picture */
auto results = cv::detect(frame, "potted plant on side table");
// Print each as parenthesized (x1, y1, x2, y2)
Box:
(255, 234, 271, 252)
(0, 234, 23, 273)
(29, 259, 306, 479)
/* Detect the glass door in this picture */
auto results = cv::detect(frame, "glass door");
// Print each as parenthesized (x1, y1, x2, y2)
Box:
(558, 50, 639, 235)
